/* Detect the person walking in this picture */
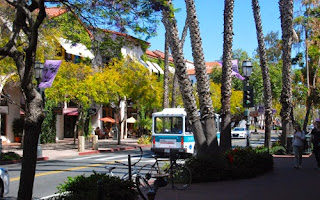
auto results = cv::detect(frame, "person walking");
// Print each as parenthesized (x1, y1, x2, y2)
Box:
(311, 121, 320, 169)
(292, 124, 305, 169)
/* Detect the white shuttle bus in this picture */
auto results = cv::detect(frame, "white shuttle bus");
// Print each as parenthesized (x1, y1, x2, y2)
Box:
(151, 108, 195, 155)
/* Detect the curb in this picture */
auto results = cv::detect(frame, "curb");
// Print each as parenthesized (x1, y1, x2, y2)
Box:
(0, 156, 49, 165)
(78, 145, 145, 156)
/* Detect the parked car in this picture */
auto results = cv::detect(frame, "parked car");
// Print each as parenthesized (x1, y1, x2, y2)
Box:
(0, 167, 9, 197)
(231, 127, 249, 139)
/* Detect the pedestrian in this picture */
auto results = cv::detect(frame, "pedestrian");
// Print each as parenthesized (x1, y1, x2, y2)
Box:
(311, 121, 320, 169)
(95, 127, 103, 139)
(292, 124, 305, 169)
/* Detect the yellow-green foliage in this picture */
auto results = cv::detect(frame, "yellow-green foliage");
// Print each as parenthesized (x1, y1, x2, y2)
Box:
(45, 61, 94, 108)
(210, 82, 243, 114)
(46, 58, 163, 112)
(137, 134, 151, 144)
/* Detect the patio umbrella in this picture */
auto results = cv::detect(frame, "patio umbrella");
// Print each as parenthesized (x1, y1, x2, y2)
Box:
(127, 117, 136, 123)
(99, 117, 115, 123)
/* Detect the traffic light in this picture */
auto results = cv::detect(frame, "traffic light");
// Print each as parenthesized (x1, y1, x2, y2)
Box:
(243, 86, 254, 108)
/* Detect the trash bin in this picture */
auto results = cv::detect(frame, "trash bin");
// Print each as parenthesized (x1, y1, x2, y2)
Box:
(304, 134, 311, 154)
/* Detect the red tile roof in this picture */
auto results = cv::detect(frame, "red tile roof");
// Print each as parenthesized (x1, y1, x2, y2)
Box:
(206, 61, 222, 68)
(45, 7, 68, 19)
(187, 63, 221, 75)
(42, 7, 149, 44)
(146, 50, 174, 62)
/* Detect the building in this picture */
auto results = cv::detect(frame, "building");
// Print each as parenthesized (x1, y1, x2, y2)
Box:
(0, 7, 156, 143)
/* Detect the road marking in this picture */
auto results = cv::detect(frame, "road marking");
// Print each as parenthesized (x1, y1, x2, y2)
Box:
(69, 154, 109, 160)
(95, 154, 128, 161)
(10, 161, 115, 182)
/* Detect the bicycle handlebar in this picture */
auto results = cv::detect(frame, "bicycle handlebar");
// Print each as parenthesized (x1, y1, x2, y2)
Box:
(114, 147, 143, 167)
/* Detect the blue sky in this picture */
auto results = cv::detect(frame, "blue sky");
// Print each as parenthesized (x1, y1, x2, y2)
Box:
(146, 0, 284, 62)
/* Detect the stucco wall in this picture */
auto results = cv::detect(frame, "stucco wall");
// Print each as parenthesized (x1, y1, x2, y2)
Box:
(3, 83, 22, 143)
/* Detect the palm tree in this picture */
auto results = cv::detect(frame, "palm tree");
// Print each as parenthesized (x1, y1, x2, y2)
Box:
(161, 0, 207, 154)
(252, 0, 273, 148)
(171, 17, 188, 108)
(279, 0, 294, 149)
(220, 0, 234, 152)
(163, 30, 170, 109)
(185, 0, 218, 153)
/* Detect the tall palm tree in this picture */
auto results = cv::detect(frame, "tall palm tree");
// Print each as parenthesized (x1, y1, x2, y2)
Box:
(185, 0, 218, 152)
(171, 17, 188, 108)
(163, 30, 170, 109)
(279, 0, 294, 149)
(252, 0, 273, 148)
(220, 0, 234, 152)
(161, 0, 208, 154)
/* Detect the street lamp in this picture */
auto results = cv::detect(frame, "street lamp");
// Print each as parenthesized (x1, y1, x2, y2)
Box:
(34, 61, 44, 157)
(35, 61, 44, 87)
(242, 60, 253, 147)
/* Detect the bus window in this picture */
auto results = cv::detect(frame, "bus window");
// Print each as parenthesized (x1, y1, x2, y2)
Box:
(154, 116, 183, 134)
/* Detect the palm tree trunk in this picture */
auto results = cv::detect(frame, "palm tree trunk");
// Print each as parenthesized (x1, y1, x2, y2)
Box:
(252, 0, 273, 148)
(171, 17, 188, 108)
(161, 1, 207, 154)
(163, 30, 170, 109)
(279, 0, 294, 150)
(220, 0, 234, 152)
(185, 0, 218, 153)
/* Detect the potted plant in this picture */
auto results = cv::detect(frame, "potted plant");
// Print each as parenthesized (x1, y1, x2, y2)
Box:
(12, 118, 24, 143)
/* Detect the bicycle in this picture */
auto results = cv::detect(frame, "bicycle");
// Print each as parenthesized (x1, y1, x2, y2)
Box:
(105, 146, 143, 181)
(136, 151, 192, 199)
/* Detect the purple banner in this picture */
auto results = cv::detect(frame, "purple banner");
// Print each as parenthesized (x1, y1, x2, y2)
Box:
(38, 60, 62, 88)
(218, 59, 244, 80)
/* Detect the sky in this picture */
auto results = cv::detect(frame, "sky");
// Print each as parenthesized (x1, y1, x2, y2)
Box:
(146, 0, 285, 62)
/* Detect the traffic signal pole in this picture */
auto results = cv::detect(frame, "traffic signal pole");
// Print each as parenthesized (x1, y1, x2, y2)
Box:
(243, 78, 251, 147)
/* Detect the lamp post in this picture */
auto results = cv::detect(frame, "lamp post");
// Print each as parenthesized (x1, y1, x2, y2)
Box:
(242, 60, 253, 147)
(34, 61, 44, 157)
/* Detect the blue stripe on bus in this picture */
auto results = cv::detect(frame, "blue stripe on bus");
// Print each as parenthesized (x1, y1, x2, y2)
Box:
(154, 135, 195, 142)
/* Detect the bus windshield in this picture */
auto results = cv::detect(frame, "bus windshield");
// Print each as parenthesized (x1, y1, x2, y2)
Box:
(154, 116, 183, 134)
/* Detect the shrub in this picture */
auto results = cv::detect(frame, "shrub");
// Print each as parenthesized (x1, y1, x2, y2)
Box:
(1, 151, 21, 161)
(185, 147, 273, 183)
(55, 171, 137, 200)
(255, 142, 286, 155)
(137, 134, 151, 144)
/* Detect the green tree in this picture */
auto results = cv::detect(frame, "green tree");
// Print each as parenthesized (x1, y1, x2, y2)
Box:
(0, 1, 160, 197)
(293, 1, 320, 131)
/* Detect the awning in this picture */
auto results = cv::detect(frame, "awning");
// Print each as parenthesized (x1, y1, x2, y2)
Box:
(58, 37, 94, 59)
(63, 108, 78, 116)
(146, 61, 159, 73)
(99, 117, 116, 123)
(151, 62, 164, 74)
(127, 117, 136, 123)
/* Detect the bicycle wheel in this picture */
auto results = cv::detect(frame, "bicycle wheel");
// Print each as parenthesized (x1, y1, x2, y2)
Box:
(135, 175, 153, 200)
(169, 164, 192, 190)
(138, 164, 159, 182)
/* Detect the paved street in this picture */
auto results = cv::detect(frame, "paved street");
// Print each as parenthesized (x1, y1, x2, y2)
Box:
(2, 133, 319, 200)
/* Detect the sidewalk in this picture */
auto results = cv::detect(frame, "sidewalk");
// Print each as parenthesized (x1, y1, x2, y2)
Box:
(2, 139, 320, 200)
(1, 137, 146, 161)
(155, 154, 319, 200)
